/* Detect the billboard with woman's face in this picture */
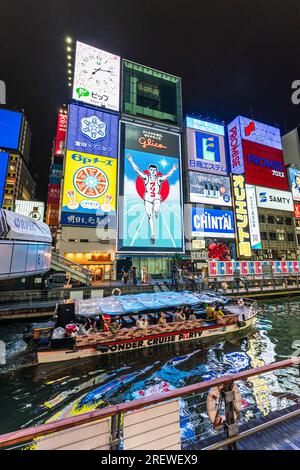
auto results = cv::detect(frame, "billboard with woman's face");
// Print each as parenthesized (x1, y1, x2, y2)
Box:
(288, 167, 300, 201)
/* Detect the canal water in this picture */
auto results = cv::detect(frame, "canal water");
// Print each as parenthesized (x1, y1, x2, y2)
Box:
(0, 297, 300, 441)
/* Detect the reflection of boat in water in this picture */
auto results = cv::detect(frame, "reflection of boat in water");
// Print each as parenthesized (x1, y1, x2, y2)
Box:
(24, 291, 257, 364)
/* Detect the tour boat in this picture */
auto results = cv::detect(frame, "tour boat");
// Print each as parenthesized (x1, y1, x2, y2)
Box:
(25, 291, 257, 364)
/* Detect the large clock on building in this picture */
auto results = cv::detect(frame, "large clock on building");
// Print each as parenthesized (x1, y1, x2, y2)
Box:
(72, 41, 120, 111)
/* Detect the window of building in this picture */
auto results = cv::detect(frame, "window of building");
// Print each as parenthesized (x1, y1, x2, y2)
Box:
(286, 218, 292, 225)
(277, 233, 285, 241)
(276, 216, 283, 225)
(259, 214, 265, 223)
(287, 233, 295, 242)
(260, 232, 267, 240)
(268, 216, 275, 224)
(297, 234, 300, 244)
(80, 239, 89, 243)
(269, 232, 276, 240)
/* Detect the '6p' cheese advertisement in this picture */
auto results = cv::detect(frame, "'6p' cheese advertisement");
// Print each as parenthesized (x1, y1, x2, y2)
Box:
(61, 150, 117, 227)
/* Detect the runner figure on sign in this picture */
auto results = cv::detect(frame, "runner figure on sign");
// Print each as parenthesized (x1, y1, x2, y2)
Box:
(126, 154, 177, 244)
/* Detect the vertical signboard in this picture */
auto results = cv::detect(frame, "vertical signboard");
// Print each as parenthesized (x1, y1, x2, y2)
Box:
(73, 41, 120, 112)
(288, 167, 300, 201)
(231, 174, 251, 258)
(245, 184, 262, 249)
(228, 117, 244, 174)
(0, 152, 9, 207)
(118, 122, 184, 253)
(54, 112, 68, 157)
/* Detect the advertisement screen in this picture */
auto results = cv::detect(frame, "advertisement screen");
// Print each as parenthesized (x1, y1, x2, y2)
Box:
(54, 112, 67, 157)
(49, 163, 63, 185)
(288, 167, 300, 201)
(0, 109, 22, 151)
(242, 139, 288, 190)
(66, 103, 118, 157)
(14, 200, 45, 222)
(294, 204, 300, 218)
(118, 122, 183, 253)
(48, 184, 61, 204)
(239, 116, 282, 150)
(232, 175, 251, 258)
(122, 60, 182, 125)
(189, 172, 232, 206)
(61, 150, 117, 227)
(72, 41, 120, 112)
(191, 208, 235, 238)
(0, 152, 9, 206)
(186, 117, 227, 175)
(245, 185, 262, 249)
(255, 186, 294, 211)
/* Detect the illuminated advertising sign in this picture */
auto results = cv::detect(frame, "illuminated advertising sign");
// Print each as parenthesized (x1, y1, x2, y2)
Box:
(0, 152, 9, 206)
(122, 60, 182, 125)
(191, 239, 205, 250)
(14, 200, 45, 222)
(186, 117, 227, 175)
(191, 208, 235, 238)
(48, 184, 61, 204)
(288, 167, 300, 201)
(118, 122, 184, 253)
(189, 172, 232, 206)
(242, 139, 288, 190)
(228, 117, 244, 174)
(46, 204, 60, 227)
(0, 109, 22, 151)
(255, 186, 294, 212)
(61, 150, 117, 227)
(73, 41, 120, 112)
(209, 260, 300, 277)
(66, 103, 118, 157)
(49, 163, 63, 185)
(54, 112, 67, 157)
(245, 185, 262, 249)
(294, 204, 300, 218)
(239, 116, 282, 150)
(232, 175, 251, 258)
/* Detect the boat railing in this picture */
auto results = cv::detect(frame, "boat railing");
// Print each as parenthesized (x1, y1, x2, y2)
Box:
(0, 357, 299, 451)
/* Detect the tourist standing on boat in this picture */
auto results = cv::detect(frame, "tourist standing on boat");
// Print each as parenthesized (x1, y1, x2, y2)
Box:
(110, 319, 121, 335)
(188, 309, 197, 321)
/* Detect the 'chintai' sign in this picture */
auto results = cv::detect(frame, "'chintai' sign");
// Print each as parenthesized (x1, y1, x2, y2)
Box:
(191, 208, 235, 238)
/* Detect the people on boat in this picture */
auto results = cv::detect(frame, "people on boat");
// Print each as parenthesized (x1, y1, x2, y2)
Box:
(213, 304, 225, 319)
(77, 321, 89, 336)
(188, 309, 197, 321)
(109, 319, 121, 335)
(157, 312, 166, 325)
(206, 304, 215, 319)
(136, 315, 148, 330)
(174, 308, 186, 322)
(65, 324, 78, 337)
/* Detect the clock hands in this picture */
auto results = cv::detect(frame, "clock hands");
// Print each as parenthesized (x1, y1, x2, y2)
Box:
(92, 67, 113, 75)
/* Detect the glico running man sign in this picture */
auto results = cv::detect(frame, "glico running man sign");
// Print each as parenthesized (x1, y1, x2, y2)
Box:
(117, 122, 184, 253)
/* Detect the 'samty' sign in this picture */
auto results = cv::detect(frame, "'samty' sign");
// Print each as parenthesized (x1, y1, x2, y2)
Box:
(255, 187, 294, 211)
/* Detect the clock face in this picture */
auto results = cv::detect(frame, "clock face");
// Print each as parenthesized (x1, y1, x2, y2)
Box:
(73, 41, 120, 111)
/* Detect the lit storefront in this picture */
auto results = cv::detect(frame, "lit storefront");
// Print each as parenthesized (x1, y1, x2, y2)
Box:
(64, 251, 114, 281)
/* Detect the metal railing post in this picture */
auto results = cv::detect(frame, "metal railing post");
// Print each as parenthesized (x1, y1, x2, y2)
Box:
(110, 413, 122, 450)
(222, 381, 239, 450)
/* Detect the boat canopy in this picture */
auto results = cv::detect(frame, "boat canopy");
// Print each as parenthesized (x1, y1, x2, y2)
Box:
(75, 291, 229, 317)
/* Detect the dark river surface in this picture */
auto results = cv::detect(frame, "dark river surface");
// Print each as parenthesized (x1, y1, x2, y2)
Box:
(0, 297, 300, 442)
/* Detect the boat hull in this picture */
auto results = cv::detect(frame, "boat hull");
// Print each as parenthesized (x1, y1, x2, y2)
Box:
(37, 316, 255, 364)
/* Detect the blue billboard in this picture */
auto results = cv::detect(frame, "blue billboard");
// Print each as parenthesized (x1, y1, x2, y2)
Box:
(0, 109, 22, 151)
(117, 122, 184, 253)
(66, 103, 118, 158)
(49, 163, 63, 185)
(192, 208, 235, 238)
(0, 152, 9, 206)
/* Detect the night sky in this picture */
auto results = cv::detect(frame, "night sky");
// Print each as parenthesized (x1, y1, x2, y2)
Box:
(1, 0, 299, 201)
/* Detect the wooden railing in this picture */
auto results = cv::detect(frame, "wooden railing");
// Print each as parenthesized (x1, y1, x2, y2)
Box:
(0, 357, 299, 450)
